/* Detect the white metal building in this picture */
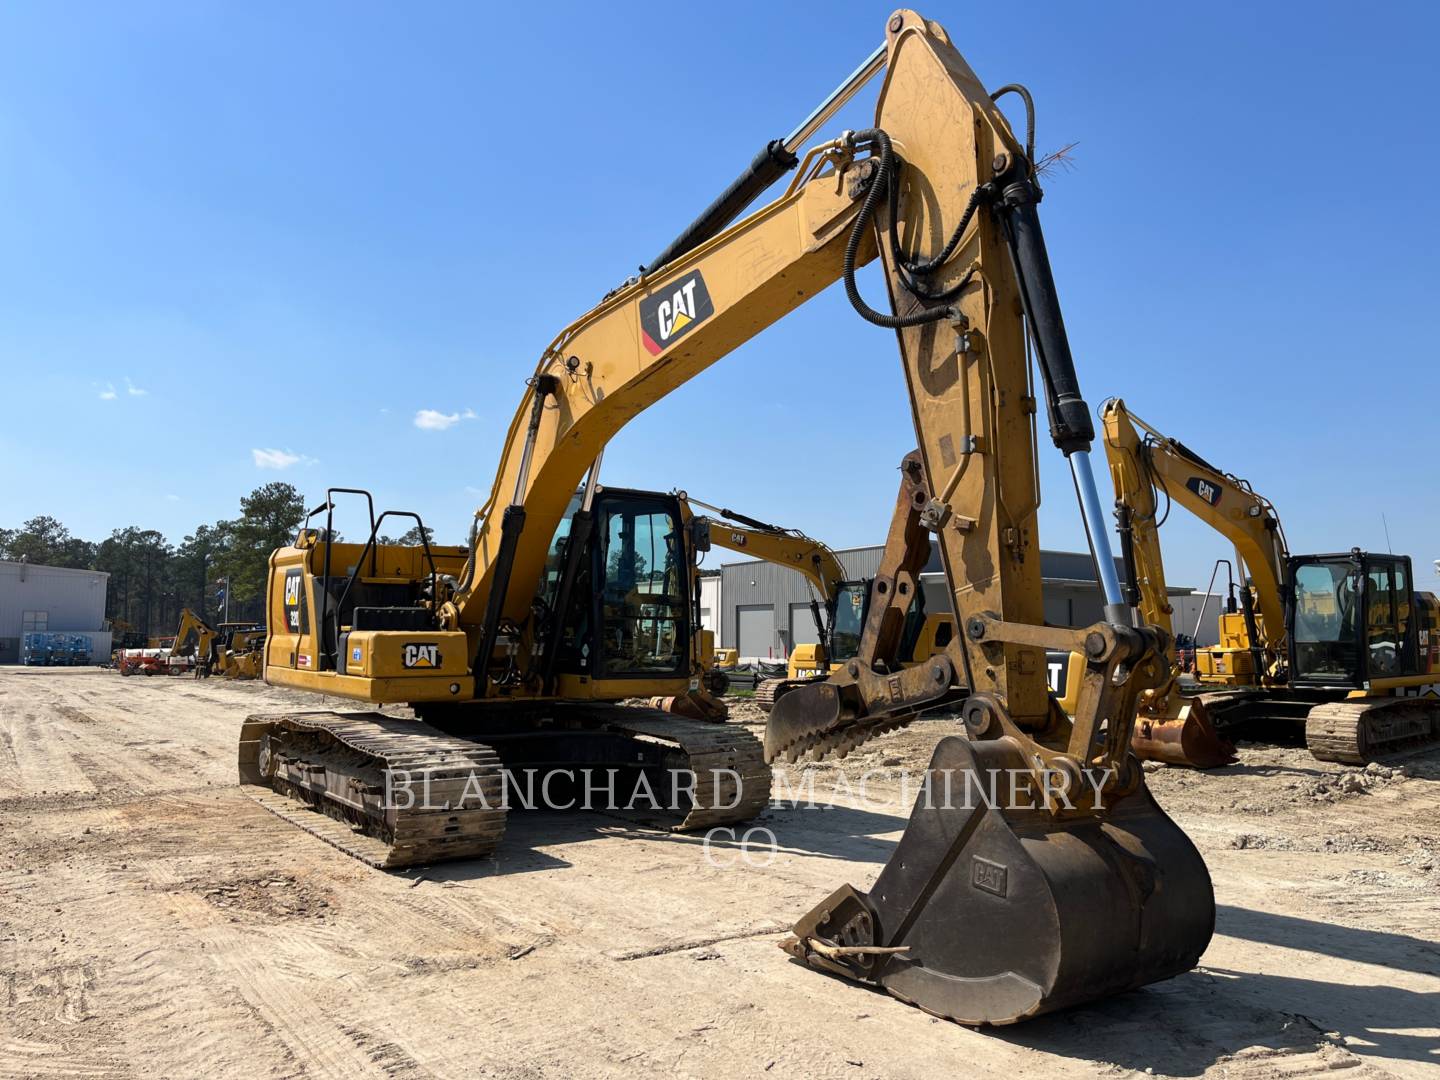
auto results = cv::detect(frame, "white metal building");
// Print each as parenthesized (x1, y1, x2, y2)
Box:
(0, 560, 111, 664)
(699, 574, 721, 640)
(718, 541, 1211, 661)
(1170, 592, 1225, 649)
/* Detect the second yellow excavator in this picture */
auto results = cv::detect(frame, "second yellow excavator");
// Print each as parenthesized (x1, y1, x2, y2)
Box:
(681, 491, 955, 711)
(171, 608, 267, 680)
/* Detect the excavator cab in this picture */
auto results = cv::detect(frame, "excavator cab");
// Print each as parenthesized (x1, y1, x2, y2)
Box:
(827, 578, 945, 667)
(828, 581, 870, 663)
(1288, 551, 1420, 687)
(538, 487, 693, 682)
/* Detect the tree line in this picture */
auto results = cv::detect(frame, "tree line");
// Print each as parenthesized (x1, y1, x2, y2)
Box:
(1, 482, 307, 641)
(2, 482, 441, 643)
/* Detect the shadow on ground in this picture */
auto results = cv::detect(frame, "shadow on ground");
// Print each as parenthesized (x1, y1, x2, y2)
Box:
(987, 906, 1439, 1074)
(418, 799, 907, 884)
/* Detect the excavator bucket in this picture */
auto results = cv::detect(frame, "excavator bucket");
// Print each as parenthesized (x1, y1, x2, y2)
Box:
(782, 735, 1214, 1024)
(1059, 650, 1236, 769)
(1131, 695, 1237, 769)
(646, 688, 729, 722)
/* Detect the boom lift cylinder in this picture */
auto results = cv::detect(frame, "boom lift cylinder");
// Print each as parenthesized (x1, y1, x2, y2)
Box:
(998, 176, 1127, 624)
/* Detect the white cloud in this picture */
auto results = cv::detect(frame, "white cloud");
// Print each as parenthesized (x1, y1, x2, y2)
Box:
(462, 408, 477, 419)
(95, 376, 147, 400)
(164, 493, 181, 502)
(414, 409, 461, 431)
(252, 447, 316, 470)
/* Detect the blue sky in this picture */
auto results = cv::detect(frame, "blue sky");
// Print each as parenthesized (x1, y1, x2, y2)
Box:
(2, 1, 1437, 595)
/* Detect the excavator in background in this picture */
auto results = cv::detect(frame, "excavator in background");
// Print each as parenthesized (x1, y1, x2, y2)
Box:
(171, 608, 267, 679)
(170, 609, 219, 676)
(1101, 398, 1440, 764)
(1087, 414, 1240, 768)
(238, 12, 1213, 1024)
(223, 630, 269, 679)
(682, 492, 956, 711)
(680, 492, 848, 699)
(215, 626, 267, 679)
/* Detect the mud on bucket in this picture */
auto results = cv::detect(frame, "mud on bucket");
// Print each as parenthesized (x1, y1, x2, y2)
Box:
(783, 735, 1215, 1025)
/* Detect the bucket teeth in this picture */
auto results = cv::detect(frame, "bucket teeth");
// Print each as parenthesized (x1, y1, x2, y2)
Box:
(767, 702, 915, 766)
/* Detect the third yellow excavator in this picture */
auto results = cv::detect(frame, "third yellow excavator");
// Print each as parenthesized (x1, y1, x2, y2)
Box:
(1101, 397, 1440, 765)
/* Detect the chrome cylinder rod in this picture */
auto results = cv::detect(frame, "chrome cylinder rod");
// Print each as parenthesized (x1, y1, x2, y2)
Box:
(1069, 449, 1129, 626)
(784, 43, 887, 154)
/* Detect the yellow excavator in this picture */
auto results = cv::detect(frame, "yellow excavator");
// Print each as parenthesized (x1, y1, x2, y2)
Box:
(217, 627, 267, 680)
(171, 608, 267, 680)
(680, 494, 882, 703)
(1101, 398, 1440, 764)
(170, 608, 218, 676)
(680, 492, 958, 710)
(239, 12, 1213, 1024)
(680, 492, 849, 691)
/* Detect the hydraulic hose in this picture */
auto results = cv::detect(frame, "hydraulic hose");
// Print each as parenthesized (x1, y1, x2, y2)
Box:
(843, 130, 955, 328)
(843, 128, 993, 327)
(990, 84, 1036, 172)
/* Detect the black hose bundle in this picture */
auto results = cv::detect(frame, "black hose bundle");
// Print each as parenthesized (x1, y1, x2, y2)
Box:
(842, 128, 994, 328)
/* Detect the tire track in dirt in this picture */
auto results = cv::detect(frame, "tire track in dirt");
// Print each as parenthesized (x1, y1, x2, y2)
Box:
(0, 957, 131, 1080)
(6, 670, 1438, 1079)
(98, 937, 305, 1078)
(195, 918, 399, 1078)
(0, 703, 93, 799)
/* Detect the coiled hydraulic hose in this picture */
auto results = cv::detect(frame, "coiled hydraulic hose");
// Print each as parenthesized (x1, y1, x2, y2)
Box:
(842, 128, 993, 327)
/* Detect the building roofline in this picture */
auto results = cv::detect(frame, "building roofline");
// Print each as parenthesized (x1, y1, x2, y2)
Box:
(719, 544, 1113, 568)
(916, 571, 1193, 595)
(0, 560, 110, 581)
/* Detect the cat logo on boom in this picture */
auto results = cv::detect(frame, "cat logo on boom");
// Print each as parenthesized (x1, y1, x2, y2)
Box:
(402, 643, 441, 669)
(1186, 477, 1221, 506)
(639, 270, 715, 355)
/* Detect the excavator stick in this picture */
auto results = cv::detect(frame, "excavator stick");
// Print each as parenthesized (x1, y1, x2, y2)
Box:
(783, 734, 1214, 1024)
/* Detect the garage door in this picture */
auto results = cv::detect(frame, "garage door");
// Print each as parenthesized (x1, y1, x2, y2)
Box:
(789, 603, 822, 646)
(737, 605, 775, 660)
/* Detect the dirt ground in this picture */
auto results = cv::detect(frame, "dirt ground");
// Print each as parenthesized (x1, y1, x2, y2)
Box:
(2, 667, 1436, 1079)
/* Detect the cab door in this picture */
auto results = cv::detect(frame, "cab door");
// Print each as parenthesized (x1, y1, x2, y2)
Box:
(1361, 555, 1419, 681)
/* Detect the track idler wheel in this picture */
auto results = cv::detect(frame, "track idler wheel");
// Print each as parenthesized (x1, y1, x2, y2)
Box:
(782, 735, 1214, 1024)
(1131, 695, 1236, 769)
